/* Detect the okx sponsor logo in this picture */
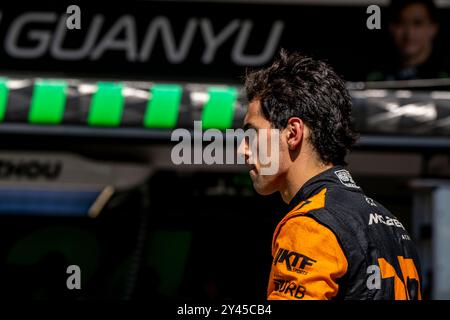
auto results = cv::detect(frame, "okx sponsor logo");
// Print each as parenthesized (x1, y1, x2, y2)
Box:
(273, 278, 306, 299)
(273, 248, 316, 275)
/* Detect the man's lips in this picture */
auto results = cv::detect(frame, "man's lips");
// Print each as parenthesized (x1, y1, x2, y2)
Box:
(245, 158, 257, 174)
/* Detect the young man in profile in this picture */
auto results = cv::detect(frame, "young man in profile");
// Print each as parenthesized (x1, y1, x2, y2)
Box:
(239, 50, 422, 300)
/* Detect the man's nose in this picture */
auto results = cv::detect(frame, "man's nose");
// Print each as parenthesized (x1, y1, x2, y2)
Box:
(405, 24, 415, 38)
(237, 137, 247, 157)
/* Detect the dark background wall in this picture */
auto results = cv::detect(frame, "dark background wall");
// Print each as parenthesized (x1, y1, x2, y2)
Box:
(0, 1, 448, 82)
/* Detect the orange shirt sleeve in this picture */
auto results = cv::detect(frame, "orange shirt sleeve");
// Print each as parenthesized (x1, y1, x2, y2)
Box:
(268, 215, 348, 300)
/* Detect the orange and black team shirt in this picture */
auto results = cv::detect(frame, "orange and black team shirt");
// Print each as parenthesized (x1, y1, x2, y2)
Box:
(268, 166, 422, 300)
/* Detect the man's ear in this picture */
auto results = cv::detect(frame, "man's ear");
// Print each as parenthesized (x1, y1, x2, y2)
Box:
(430, 22, 439, 39)
(285, 117, 304, 150)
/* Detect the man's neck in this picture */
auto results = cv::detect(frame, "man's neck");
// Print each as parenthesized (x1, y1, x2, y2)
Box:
(401, 46, 432, 68)
(280, 158, 334, 204)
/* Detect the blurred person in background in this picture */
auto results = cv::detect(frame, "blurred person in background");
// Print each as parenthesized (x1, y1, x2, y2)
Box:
(367, 0, 449, 81)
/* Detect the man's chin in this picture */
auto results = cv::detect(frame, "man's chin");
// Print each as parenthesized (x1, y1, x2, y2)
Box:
(252, 181, 277, 196)
(401, 48, 421, 59)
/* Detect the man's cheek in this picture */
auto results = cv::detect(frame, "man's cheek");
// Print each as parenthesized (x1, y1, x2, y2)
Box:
(259, 129, 280, 176)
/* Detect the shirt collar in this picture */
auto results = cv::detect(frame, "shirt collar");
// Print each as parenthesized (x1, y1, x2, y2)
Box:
(287, 165, 361, 211)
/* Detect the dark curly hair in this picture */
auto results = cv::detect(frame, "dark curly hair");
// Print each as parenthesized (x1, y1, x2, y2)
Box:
(244, 49, 358, 165)
(389, 0, 438, 23)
